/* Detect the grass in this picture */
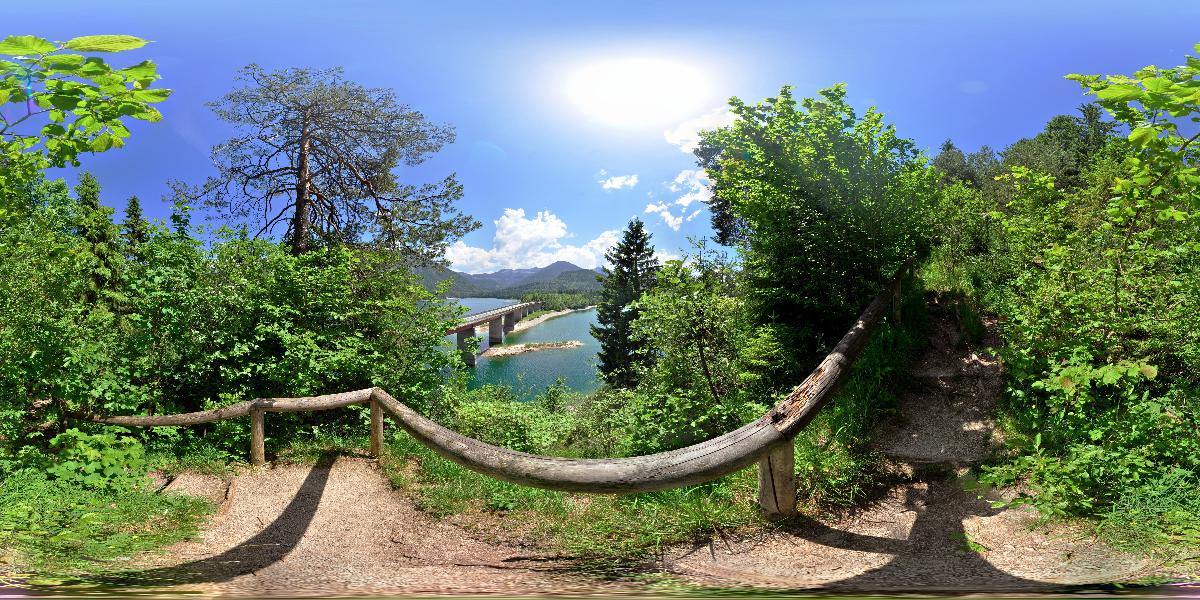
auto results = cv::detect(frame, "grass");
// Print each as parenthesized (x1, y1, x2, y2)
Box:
(1094, 469, 1200, 557)
(379, 430, 766, 569)
(0, 469, 213, 579)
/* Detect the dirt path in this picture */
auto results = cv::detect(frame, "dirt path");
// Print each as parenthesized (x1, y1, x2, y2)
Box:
(123, 458, 630, 597)
(664, 298, 1157, 591)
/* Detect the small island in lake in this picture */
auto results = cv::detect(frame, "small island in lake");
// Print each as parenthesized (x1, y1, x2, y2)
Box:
(482, 340, 583, 357)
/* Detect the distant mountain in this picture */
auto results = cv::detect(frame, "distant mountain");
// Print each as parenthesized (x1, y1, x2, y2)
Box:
(414, 261, 603, 298)
(490, 268, 602, 298)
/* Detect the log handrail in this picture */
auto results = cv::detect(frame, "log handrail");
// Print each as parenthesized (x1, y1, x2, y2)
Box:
(95, 261, 910, 502)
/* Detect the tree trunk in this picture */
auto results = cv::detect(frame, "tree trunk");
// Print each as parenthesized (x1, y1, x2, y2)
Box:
(292, 121, 312, 255)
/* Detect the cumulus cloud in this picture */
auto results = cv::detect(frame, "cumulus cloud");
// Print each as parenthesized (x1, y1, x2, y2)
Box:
(654, 249, 681, 264)
(663, 107, 737, 152)
(644, 201, 683, 231)
(644, 169, 712, 230)
(444, 208, 619, 273)
(670, 168, 712, 207)
(599, 172, 639, 190)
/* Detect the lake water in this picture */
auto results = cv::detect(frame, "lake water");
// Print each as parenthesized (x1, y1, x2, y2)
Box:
(450, 298, 603, 399)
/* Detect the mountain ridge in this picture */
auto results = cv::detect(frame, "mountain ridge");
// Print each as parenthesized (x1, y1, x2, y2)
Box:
(414, 261, 603, 298)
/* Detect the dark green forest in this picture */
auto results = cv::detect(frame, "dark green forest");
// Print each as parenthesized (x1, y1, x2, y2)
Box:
(1, 34, 1198, 576)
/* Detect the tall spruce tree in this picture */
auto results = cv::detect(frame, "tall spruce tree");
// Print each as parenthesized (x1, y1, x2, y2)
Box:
(122, 195, 150, 260)
(72, 173, 123, 307)
(592, 218, 660, 388)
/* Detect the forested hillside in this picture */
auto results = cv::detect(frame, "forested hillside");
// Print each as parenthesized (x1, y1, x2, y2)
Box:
(415, 260, 602, 298)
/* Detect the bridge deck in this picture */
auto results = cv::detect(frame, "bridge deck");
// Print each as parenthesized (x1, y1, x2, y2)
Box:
(447, 301, 539, 334)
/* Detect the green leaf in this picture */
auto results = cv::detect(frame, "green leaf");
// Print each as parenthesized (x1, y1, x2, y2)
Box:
(1139, 364, 1158, 380)
(1128, 127, 1157, 147)
(1095, 84, 1143, 102)
(1143, 77, 1173, 93)
(131, 88, 171, 103)
(0, 89, 9, 104)
(117, 60, 157, 81)
(0, 35, 56, 56)
(63, 35, 148, 53)
(44, 53, 85, 69)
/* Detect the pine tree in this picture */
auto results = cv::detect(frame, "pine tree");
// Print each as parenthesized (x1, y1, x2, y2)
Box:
(73, 173, 123, 307)
(122, 195, 150, 260)
(591, 218, 660, 388)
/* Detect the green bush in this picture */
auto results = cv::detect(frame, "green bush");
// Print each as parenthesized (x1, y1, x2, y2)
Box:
(447, 385, 572, 454)
(46, 429, 147, 492)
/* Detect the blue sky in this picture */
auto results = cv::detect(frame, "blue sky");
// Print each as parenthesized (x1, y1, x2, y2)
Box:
(13, 0, 1200, 272)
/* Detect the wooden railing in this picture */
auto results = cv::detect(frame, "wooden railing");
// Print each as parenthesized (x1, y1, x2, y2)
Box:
(95, 262, 911, 516)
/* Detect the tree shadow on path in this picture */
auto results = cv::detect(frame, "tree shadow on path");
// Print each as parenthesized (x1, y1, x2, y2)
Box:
(785, 474, 1065, 592)
(78, 451, 338, 588)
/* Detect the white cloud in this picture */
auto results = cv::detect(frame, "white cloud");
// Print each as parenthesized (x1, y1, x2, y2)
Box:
(664, 107, 738, 152)
(644, 202, 683, 231)
(654, 249, 681, 264)
(445, 208, 619, 273)
(599, 172, 639, 190)
(642, 168, 712, 230)
(670, 168, 712, 208)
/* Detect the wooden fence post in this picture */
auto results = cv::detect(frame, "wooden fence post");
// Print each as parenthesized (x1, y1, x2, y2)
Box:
(758, 439, 796, 518)
(250, 408, 265, 466)
(370, 397, 384, 458)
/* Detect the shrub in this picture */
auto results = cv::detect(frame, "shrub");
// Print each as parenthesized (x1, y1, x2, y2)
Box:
(46, 429, 147, 492)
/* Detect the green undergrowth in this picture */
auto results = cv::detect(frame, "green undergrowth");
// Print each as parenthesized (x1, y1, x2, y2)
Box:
(0, 469, 212, 578)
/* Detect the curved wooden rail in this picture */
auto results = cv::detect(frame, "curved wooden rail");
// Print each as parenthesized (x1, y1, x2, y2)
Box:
(95, 261, 910, 512)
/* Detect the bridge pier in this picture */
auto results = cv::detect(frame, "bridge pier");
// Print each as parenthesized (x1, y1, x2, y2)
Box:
(503, 312, 516, 333)
(456, 330, 476, 366)
(488, 318, 505, 345)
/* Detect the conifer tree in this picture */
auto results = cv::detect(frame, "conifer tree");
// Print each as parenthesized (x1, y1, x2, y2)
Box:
(72, 173, 123, 307)
(591, 218, 660, 388)
(122, 195, 150, 260)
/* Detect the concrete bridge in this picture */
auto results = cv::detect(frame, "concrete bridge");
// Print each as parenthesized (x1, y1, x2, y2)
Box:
(445, 301, 541, 366)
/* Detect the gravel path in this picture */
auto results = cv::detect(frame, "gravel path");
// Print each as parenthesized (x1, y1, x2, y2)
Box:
(124, 456, 631, 596)
(665, 297, 1156, 591)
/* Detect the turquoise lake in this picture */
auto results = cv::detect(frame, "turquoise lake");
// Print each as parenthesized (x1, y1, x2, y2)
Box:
(451, 298, 603, 399)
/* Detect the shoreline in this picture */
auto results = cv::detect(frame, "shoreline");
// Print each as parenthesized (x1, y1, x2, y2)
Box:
(481, 340, 583, 357)
(510, 305, 595, 333)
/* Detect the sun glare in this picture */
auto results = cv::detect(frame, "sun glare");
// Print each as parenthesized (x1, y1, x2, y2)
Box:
(565, 57, 712, 128)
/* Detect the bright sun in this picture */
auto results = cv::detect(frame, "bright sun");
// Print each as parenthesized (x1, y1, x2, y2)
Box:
(565, 57, 712, 128)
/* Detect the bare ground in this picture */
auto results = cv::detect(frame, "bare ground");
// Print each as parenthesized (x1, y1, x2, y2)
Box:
(117, 297, 1167, 595)
(120, 458, 634, 596)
